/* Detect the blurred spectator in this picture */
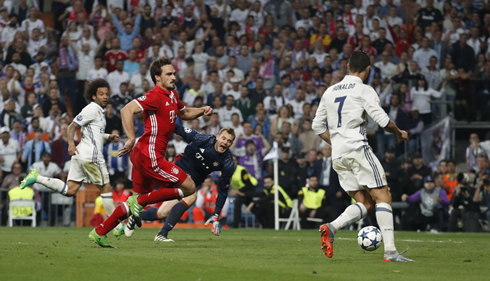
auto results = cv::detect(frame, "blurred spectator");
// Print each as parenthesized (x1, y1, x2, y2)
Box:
(50, 124, 70, 169)
(299, 119, 321, 153)
(448, 173, 481, 232)
(247, 175, 292, 229)
(217, 95, 242, 127)
(21, 128, 51, 168)
(1, 162, 25, 189)
(473, 178, 490, 228)
(466, 133, 485, 172)
(0, 99, 23, 129)
(230, 156, 258, 228)
(410, 75, 444, 125)
(0, 126, 20, 177)
(443, 160, 458, 201)
(402, 175, 449, 232)
(104, 129, 128, 186)
(297, 175, 327, 228)
(235, 87, 254, 122)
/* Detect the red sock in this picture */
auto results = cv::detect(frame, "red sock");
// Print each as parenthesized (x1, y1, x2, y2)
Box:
(95, 204, 129, 236)
(137, 188, 180, 205)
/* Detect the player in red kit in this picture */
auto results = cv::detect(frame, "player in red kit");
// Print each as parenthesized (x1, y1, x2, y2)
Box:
(89, 57, 212, 247)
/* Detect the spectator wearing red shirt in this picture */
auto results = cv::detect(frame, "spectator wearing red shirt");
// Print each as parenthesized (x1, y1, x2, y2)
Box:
(104, 37, 128, 73)
(113, 179, 131, 207)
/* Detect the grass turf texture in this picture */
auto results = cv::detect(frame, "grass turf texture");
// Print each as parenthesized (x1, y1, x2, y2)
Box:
(0, 228, 487, 281)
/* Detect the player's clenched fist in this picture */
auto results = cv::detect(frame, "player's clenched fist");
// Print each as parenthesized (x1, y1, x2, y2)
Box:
(202, 106, 213, 116)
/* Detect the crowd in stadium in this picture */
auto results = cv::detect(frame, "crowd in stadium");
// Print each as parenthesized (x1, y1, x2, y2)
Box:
(0, 0, 489, 232)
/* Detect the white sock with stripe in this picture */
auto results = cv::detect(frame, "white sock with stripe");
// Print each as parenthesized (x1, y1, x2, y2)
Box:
(101, 193, 116, 215)
(375, 203, 397, 253)
(36, 176, 67, 195)
(330, 203, 367, 233)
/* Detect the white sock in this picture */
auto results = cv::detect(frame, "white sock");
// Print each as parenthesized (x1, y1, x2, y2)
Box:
(375, 203, 397, 253)
(101, 193, 115, 215)
(37, 175, 67, 195)
(330, 203, 367, 233)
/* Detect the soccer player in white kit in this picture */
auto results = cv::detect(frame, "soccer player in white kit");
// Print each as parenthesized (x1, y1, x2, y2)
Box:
(312, 51, 413, 262)
(21, 79, 122, 233)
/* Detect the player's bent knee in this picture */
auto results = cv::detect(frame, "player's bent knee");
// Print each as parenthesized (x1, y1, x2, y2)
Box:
(182, 192, 197, 206)
(179, 177, 196, 196)
(64, 182, 82, 197)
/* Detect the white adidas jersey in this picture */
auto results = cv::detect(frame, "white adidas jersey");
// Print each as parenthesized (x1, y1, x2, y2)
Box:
(312, 75, 390, 159)
(72, 102, 107, 163)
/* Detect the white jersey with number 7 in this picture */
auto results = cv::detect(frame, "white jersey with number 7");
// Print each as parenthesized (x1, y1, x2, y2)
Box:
(312, 75, 390, 160)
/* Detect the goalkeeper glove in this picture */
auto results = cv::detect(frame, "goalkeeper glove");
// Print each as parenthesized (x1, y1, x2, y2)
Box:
(204, 214, 221, 236)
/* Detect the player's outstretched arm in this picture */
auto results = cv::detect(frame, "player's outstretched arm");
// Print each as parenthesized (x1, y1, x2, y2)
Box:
(118, 100, 142, 156)
(178, 106, 213, 120)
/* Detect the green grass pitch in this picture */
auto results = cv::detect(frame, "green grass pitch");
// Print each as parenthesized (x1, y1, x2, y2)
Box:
(0, 227, 488, 281)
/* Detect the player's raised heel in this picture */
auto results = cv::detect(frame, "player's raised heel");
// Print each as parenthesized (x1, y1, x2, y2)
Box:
(88, 229, 115, 248)
(124, 215, 141, 238)
(319, 223, 335, 258)
(127, 195, 144, 218)
(154, 234, 174, 242)
(20, 169, 39, 189)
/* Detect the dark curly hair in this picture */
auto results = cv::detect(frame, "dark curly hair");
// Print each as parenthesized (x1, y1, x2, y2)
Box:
(85, 79, 110, 101)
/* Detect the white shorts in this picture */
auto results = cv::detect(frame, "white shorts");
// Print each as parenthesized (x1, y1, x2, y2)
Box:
(67, 158, 110, 186)
(332, 145, 387, 192)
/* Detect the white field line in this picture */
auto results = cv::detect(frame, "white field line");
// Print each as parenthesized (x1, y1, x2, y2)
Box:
(337, 237, 463, 244)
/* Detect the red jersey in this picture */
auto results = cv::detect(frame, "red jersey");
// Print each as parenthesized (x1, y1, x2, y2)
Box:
(133, 86, 185, 159)
(105, 50, 128, 72)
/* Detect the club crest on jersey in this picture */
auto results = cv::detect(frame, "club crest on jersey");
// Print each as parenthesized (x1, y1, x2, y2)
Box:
(213, 161, 219, 167)
(172, 167, 179, 174)
(76, 115, 83, 121)
(138, 96, 146, 101)
(184, 127, 192, 133)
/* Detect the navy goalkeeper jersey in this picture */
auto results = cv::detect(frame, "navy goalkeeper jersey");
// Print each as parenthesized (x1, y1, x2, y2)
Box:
(173, 124, 235, 214)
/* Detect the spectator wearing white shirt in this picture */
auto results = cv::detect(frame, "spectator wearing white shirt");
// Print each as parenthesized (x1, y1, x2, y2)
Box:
(295, 7, 312, 31)
(192, 43, 210, 78)
(26, 28, 47, 59)
(30, 152, 61, 192)
(0, 127, 21, 176)
(467, 27, 481, 57)
(86, 56, 109, 82)
(410, 76, 444, 125)
(385, 6, 403, 27)
(130, 64, 153, 96)
(225, 76, 242, 100)
(248, 1, 265, 28)
(76, 26, 98, 51)
(20, 6, 45, 37)
(287, 88, 306, 119)
(107, 59, 130, 97)
(9, 53, 27, 78)
(183, 79, 205, 106)
(413, 37, 438, 71)
(374, 51, 397, 79)
(0, 14, 20, 52)
(217, 95, 243, 127)
(229, 0, 248, 30)
(223, 56, 244, 80)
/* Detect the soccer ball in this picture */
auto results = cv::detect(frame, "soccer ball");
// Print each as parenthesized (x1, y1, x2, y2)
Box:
(357, 226, 383, 251)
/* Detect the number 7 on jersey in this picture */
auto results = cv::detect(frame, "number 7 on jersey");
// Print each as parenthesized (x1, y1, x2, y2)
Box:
(334, 96, 347, 128)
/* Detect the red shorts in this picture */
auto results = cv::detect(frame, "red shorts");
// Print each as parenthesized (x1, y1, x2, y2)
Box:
(130, 150, 187, 194)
